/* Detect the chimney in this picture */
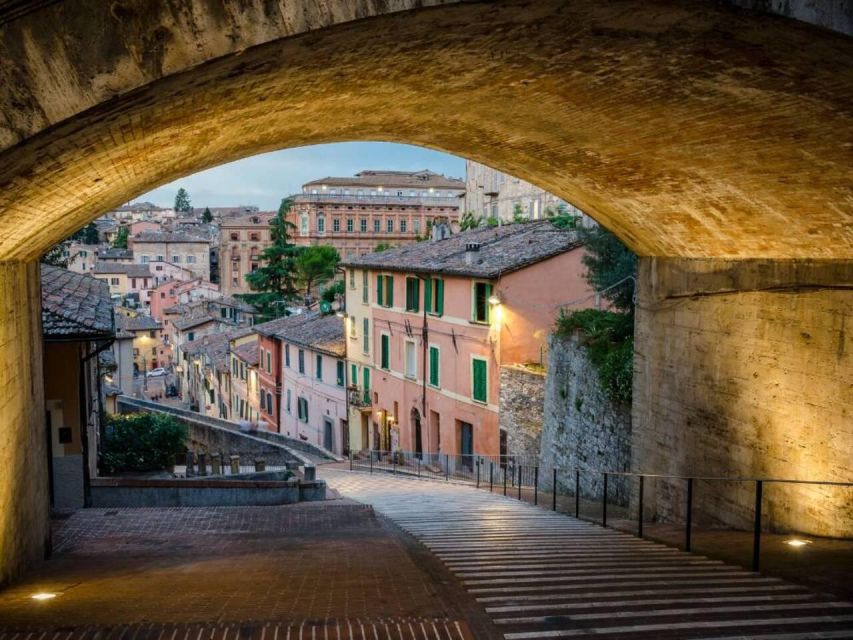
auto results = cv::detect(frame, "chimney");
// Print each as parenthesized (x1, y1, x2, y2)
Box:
(465, 242, 481, 265)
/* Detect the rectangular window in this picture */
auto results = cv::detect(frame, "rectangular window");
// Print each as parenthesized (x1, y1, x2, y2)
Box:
(380, 334, 390, 370)
(362, 270, 369, 304)
(297, 397, 308, 422)
(400, 219, 408, 233)
(285, 344, 291, 368)
(424, 278, 444, 316)
(405, 340, 416, 378)
(110, 277, 119, 285)
(141, 255, 150, 264)
(405, 277, 420, 312)
(472, 357, 488, 403)
(266, 351, 271, 373)
(429, 345, 440, 387)
(187, 331, 195, 341)
(413, 219, 421, 235)
(172, 255, 181, 263)
(333, 218, 340, 232)
(347, 218, 354, 232)
(318, 217, 325, 233)
(386, 219, 393, 233)
(363, 367, 370, 392)
(360, 219, 367, 233)
(473, 282, 492, 324)
(349, 315, 357, 339)
(186, 255, 196, 264)
(363, 318, 369, 354)
(298, 349, 305, 374)
(373, 218, 381, 233)
(316, 354, 323, 380)
(376, 275, 393, 307)
(349, 269, 355, 289)
(259, 389, 266, 411)
(350, 363, 357, 386)
(286, 389, 292, 413)
(336, 360, 345, 387)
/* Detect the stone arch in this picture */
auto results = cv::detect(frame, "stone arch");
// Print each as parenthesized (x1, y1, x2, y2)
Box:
(0, 0, 851, 260)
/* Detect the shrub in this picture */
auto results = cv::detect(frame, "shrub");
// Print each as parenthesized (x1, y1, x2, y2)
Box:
(555, 308, 634, 404)
(100, 412, 187, 474)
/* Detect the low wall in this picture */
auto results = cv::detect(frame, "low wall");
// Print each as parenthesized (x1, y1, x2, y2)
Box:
(91, 477, 326, 507)
(499, 364, 546, 460)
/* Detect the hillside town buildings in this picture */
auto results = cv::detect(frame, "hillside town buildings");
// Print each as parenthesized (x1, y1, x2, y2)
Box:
(289, 170, 465, 261)
(131, 230, 212, 281)
(218, 210, 278, 296)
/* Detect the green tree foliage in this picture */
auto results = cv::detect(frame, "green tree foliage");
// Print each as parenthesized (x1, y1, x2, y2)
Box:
(174, 188, 192, 213)
(555, 309, 634, 404)
(577, 224, 636, 312)
(100, 412, 187, 474)
(484, 216, 500, 227)
(321, 280, 345, 303)
(459, 211, 480, 231)
(82, 222, 100, 244)
(201, 207, 213, 223)
(41, 242, 69, 268)
(373, 242, 394, 252)
(512, 203, 528, 223)
(242, 198, 299, 319)
(295, 245, 340, 295)
(112, 226, 129, 249)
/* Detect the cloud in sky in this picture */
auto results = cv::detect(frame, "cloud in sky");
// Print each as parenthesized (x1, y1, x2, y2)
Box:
(138, 142, 467, 211)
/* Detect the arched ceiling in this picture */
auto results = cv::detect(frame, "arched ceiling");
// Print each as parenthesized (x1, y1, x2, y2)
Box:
(0, 0, 851, 260)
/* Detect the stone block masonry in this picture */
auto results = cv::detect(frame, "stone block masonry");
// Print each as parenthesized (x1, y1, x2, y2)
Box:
(499, 364, 546, 460)
(633, 258, 853, 537)
(538, 334, 632, 504)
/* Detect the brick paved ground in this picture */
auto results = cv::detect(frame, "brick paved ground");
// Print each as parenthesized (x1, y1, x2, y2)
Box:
(0, 500, 496, 637)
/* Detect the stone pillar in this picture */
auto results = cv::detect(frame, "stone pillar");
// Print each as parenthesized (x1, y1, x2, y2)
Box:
(229, 455, 240, 475)
(185, 450, 195, 477)
(632, 258, 852, 536)
(254, 458, 266, 472)
(210, 453, 221, 475)
(0, 261, 50, 585)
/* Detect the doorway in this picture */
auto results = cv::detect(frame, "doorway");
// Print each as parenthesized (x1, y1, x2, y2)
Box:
(460, 421, 473, 470)
(412, 408, 422, 459)
(323, 417, 333, 451)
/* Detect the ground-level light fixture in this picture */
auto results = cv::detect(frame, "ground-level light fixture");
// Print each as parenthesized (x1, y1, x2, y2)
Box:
(31, 592, 57, 601)
(784, 539, 812, 548)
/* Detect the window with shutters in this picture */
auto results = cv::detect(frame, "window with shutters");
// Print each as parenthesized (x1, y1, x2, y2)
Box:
(473, 281, 492, 324)
(429, 345, 440, 388)
(404, 340, 416, 378)
(424, 278, 444, 316)
(380, 334, 390, 370)
(386, 219, 394, 233)
(316, 354, 323, 381)
(363, 367, 370, 392)
(298, 349, 305, 374)
(297, 397, 308, 422)
(349, 269, 355, 289)
(363, 318, 370, 354)
(400, 219, 408, 233)
(376, 275, 393, 308)
(266, 350, 271, 373)
(360, 219, 367, 233)
(362, 270, 369, 303)
(347, 218, 354, 232)
(336, 360, 345, 387)
(405, 277, 420, 312)
(285, 344, 290, 368)
(350, 363, 357, 386)
(472, 357, 488, 403)
(373, 218, 381, 232)
(286, 389, 291, 413)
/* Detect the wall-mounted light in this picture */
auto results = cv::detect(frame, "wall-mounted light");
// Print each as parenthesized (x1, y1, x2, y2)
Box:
(31, 592, 57, 601)
(336, 311, 348, 318)
(488, 294, 502, 306)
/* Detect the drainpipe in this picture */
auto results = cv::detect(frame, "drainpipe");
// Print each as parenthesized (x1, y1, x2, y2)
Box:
(418, 275, 429, 459)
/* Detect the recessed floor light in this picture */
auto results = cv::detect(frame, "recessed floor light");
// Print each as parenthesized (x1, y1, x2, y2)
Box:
(784, 539, 812, 547)
(31, 592, 57, 601)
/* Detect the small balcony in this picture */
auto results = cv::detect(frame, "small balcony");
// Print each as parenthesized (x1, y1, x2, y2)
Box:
(348, 385, 371, 409)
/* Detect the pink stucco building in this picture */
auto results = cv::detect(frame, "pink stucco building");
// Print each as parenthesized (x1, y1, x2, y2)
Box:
(342, 221, 594, 458)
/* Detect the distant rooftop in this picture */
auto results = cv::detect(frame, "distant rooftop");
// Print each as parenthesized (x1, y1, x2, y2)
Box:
(303, 169, 464, 191)
(133, 231, 210, 243)
(342, 220, 583, 279)
(269, 313, 345, 357)
(231, 341, 259, 366)
(118, 314, 161, 332)
(93, 262, 152, 278)
(219, 211, 277, 228)
(41, 266, 114, 339)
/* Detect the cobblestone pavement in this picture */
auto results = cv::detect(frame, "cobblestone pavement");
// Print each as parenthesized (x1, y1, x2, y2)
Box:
(0, 501, 489, 637)
(321, 470, 853, 639)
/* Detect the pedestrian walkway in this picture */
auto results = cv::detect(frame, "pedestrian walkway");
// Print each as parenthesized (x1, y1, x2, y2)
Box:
(322, 469, 853, 639)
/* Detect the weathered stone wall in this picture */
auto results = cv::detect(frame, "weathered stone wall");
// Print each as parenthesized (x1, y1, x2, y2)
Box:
(633, 258, 853, 536)
(499, 364, 546, 460)
(0, 261, 49, 587)
(539, 334, 632, 505)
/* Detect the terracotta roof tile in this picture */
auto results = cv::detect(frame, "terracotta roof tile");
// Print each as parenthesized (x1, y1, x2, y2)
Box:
(41, 265, 114, 339)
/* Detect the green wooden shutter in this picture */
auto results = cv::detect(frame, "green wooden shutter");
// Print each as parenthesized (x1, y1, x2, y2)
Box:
(336, 360, 345, 386)
(381, 334, 390, 369)
(429, 346, 439, 387)
(376, 275, 383, 306)
(485, 283, 493, 323)
(472, 359, 487, 403)
(386, 276, 394, 307)
(424, 278, 433, 313)
(363, 367, 370, 391)
(350, 363, 357, 385)
(436, 279, 444, 316)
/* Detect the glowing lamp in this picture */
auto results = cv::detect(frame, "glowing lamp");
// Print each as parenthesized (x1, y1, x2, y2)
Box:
(488, 294, 501, 306)
(31, 592, 57, 601)
(784, 539, 812, 548)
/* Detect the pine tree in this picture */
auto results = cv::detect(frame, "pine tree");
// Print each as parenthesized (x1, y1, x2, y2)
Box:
(295, 245, 340, 297)
(242, 198, 299, 319)
(201, 207, 213, 223)
(82, 222, 100, 244)
(174, 188, 192, 213)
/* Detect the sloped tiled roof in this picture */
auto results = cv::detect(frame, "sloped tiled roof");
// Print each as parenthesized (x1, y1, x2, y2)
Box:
(342, 221, 583, 279)
(41, 265, 114, 339)
(120, 315, 161, 331)
(231, 341, 260, 366)
(303, 169, 464, 190)
(93, 262, 152, 278)
(253, 313, 310, 338)
(173, 313, 220, 331)
(132, 231, 210, 243)
(272, 313, 345, 357)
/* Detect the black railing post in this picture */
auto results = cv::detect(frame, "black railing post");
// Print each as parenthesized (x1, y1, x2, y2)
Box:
(370, 450, 373, 474)
(534, 467, 539, 506)
(602, 472, 608, 527)
(685, 477, 694, 552)
(445, 454, 449, 481)
(504, 465, 508, 496)
(638, 475, 644, 538)
(552, 468, 557, 511)
(575, 469, 580, 518)
(517, 465, 522, 500)
(477, 460, 480, 489)
(753, 480, 763, 572)
(349, 450, 353, 471)
(490, 462, 494, 493)
(417, 458, 421, 478)
(393, 452, 396, 474)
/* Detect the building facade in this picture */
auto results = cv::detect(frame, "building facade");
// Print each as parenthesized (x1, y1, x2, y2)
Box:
(342, 221, 594, 459)
(289, 170, 465, 261)
(218, 211, 277, 296)
(131, 231, 212, 281)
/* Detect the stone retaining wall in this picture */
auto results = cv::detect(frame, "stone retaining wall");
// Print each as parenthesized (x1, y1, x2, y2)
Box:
(499, 364, 546, 460)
